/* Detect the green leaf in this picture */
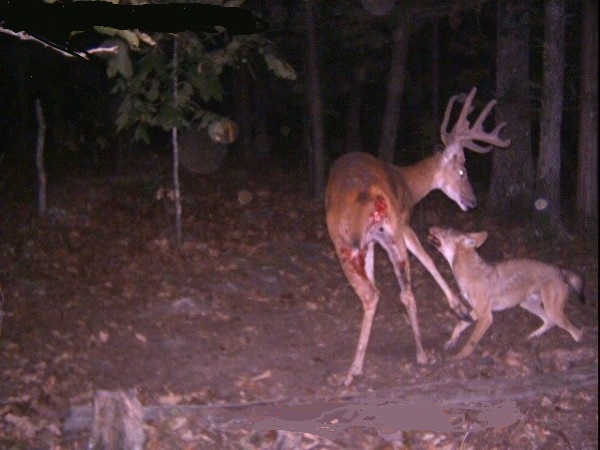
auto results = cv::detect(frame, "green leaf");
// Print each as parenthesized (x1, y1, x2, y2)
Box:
(207, 76, 223, 102)
(178, 82, 194, 106)
(146, 80, 160, 102)
(115, 113, 128, 132)
(116, 30, 140, 49)
(106, 42, 133, 78)
(222, 0, 245, 7)
(195, 73, 223, 103)
(107, 29, 295, 145)
(133, 126, 150, 144)
(93, 26, 118, 37)
(263, 54, 297, 80)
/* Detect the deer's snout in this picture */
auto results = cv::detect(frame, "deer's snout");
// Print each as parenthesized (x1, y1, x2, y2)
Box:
(460, 190, 477, 210)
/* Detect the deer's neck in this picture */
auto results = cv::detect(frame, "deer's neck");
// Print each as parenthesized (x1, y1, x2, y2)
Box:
(397, 153, 442, 205)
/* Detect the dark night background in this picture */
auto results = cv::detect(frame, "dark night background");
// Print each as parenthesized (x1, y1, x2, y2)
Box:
(0, 1, 586, 197)
(0, 1, 597, 449)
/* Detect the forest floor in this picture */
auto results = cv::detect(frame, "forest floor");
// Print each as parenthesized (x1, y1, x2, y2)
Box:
(0, 154, 598, 449)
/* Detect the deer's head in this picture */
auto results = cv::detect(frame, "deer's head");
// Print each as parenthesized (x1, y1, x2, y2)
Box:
(436, 87, 511, 211)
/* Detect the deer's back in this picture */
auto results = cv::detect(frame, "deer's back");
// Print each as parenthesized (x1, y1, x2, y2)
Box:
(325, 152, 413, 228)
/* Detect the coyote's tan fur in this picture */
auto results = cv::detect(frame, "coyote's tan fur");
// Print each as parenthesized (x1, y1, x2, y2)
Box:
(428, 227, 583, 359)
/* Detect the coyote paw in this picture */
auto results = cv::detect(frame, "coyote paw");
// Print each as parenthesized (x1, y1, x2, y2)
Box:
(451, 347, 473, 360)
(444, 339, 458, 350)
(450, 300, 470, 321)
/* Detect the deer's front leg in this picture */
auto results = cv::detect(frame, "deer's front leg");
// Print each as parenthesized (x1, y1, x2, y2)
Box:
(403, 226, 470, 320)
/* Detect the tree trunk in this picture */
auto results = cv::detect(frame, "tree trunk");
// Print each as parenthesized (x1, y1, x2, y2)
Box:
(253, 76, 271, 160)
(234, 69, 254, 160)
(576, 0, 598, 225)
(172, 37, 182, 246)
(345, 66, 366, 154)
(304, 0, 325, 198)
(536, 0, 565, 229)
(35, 99, 47, 217)
(431, 18, 441, 154)
(2, 47, 36, 185)
(489, 1, 534, 214)
(377, 9, 411, 163)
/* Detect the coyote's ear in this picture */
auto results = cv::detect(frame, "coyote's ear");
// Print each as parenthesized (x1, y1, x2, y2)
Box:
(466, 231, 488, 248)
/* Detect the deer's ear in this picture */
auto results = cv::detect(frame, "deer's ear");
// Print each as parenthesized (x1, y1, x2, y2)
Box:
(469, 231, 488, 248)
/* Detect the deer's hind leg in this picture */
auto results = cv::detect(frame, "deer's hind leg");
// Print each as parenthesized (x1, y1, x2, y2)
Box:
(335, 241, 380, 386)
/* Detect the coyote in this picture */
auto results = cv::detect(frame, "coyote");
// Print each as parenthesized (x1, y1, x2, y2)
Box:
(427, 227, 583, 359)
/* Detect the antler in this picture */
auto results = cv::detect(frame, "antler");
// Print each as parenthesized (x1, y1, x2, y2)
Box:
(440, 87, 511, 153)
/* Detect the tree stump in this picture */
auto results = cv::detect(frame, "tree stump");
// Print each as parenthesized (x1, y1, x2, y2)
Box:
(89, 390, 145, 450)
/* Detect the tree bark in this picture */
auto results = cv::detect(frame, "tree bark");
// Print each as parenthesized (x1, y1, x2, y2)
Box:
(254, 75, 272, 160)
(431, 18, 441, 153)
(489, 1, 534, 214)
(377, 9, 411, 163)
(344, 66, 366, 154)
(234, 69, 254, 160)
(304, 0, 326, 198)
(536, 0, 566, 229)
(35, 99, 47, 217)
(172, 36, 182, 246)
(576, 0, 598, 224)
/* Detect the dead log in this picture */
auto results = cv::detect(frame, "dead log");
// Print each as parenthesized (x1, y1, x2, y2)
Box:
(64, 364, 597, 436)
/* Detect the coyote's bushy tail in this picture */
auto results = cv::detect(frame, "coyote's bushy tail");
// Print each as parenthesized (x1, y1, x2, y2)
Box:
(562, 270, 585, 303)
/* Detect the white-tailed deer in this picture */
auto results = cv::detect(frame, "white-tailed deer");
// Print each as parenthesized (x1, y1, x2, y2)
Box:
(427, 227, 583, 359)
(325, 87, 511, 386)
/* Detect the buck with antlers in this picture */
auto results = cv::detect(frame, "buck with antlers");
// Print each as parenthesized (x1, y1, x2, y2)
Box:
(325, 87, 511, 386)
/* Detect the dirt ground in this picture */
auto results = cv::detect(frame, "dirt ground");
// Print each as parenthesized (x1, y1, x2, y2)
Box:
(1, 154, 598, 449)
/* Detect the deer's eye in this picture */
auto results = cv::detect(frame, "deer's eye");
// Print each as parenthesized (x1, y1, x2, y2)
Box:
(458, 169, 466, 177)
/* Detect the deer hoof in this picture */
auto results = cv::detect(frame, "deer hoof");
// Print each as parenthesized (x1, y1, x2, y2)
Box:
(416, 350, 432, 365)
(343, 376, 356, 387)
(343, 371, 362, 387)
